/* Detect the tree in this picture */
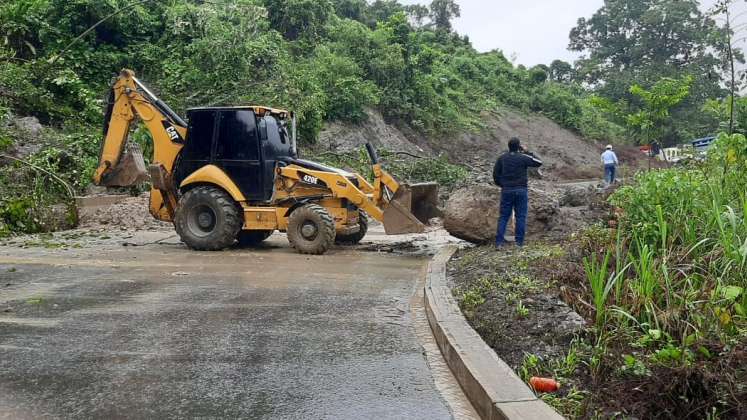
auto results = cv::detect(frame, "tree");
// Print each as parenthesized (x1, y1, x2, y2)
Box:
(528, 65, 548, 85)
(569, 0, 732, 142)
(625, 76, 693, 145)
(311, 46, 380, 122)
(367, 0, 404, 26)
(404, 4, 429, 27)
(711, 0, 746, 134)
(331, 0, 367, 22)
(569, 0, 724, 95)
(264, 0, 334, 41)
(549, 59, 573, 83)
(569, 1, 727, 98)
(428, 0, 460, 32)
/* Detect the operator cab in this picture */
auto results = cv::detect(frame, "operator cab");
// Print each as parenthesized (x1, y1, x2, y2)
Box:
(175, 107, 297, 202)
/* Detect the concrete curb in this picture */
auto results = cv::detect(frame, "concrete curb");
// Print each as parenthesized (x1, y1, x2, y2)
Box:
(424, 245, 564, 420)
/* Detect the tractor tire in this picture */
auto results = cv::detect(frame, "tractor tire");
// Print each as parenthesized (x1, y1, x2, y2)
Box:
(174, 186, 242, 251)
(237, 230, 273, 247)
(335, 211, 368, 245)
(287, 204, 336, 255)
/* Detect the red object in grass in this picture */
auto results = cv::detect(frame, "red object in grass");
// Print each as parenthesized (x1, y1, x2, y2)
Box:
(529, 377, 560, 393)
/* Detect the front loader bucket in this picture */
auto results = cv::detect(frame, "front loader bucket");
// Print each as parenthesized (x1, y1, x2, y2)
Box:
(383, 183, 441, 235)
(100, 144, 149, 187)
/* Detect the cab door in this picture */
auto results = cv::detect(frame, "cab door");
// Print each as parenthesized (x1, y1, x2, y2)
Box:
(214, 110, 263, 201)
(258, 115, 292, 201)
(175, 109, 216, 186)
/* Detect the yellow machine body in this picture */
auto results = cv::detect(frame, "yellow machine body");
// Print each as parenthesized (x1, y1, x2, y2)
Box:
(93, 69, 439, 253)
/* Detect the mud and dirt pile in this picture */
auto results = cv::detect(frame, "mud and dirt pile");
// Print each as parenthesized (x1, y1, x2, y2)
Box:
(442, 182, 611, 244)
(448, 246, 587, 368)
(78, 194, 171, 231)
(434, 109, 603, 180)
(315, 109, 434, 157)
(442, 185, 560, 243)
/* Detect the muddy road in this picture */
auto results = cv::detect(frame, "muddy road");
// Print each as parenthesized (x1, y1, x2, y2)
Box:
(0, 227, 473, 419)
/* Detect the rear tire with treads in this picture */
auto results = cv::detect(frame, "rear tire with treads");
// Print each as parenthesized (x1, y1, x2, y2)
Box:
(287, 204, 336, 255)
(175, 186, 242, 251)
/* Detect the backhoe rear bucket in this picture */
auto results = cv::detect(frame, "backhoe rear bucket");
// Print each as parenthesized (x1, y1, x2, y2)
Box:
(383, 183, 441, 235)
(100, 144, 149, 187)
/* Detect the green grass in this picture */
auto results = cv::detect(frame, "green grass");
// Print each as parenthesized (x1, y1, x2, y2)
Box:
(519, 133, 747, 418)
(551, 132, 747, 417)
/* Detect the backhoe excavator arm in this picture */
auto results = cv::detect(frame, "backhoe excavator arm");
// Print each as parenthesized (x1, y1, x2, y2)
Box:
(94, 69, 187, 221)
(279, 142, 440, 235)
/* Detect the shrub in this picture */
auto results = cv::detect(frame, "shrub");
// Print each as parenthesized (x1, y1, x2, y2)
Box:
(596, 133, 747, 349)
(530, 84, 582, 131)
(0, 197, 41, 236)
(311, 47, 380, 122)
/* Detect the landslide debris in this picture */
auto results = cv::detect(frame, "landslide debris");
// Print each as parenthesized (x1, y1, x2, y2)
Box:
(442, 181, 612, 245)
(443, 185, 559, 243)
(448, 245, 586, 369)
(78, 194, 170, 232)
(313, 108, 638, 183)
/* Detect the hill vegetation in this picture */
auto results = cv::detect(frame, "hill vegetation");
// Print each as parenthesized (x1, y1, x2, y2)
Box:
(0, 0, 632, 143)
(0, 0, 739, 234)
(0, 0, 618, 235)
(2, 0, 739, 142)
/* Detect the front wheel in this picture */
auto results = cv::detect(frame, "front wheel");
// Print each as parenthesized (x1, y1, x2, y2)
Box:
(335, 211, 368, 245)
(287, 204, 336, 255)
(174, 186, 242, 251)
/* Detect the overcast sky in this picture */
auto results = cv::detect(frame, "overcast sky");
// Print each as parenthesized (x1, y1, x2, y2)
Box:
(400, 0, 742, 67)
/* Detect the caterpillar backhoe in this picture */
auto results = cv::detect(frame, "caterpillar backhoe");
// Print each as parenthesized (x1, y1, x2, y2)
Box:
(93, 69, 440, 254)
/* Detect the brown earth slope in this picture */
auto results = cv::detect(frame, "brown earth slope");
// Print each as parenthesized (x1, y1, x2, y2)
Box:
(314, 108, 606, 181)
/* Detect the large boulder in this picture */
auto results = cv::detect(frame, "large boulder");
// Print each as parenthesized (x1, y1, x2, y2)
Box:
(13, 116, 43, 137)
(559, 184, 594, 207)
(443, 185, 560, 244)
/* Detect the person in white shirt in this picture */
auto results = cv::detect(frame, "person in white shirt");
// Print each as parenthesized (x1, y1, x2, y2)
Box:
(601, 145, 619, 185)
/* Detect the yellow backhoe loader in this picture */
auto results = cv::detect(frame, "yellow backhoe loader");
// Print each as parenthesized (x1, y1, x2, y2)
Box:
(94, 69, 440, 254)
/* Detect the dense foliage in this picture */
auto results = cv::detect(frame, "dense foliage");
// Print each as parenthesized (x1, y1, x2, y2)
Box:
(0, 0, 624, 142)
(608, 133, 747, 317)
(0, 0, 630, 236)
(561, 133, 747, 417)
(569, 0, 738, 145)
(499, 134, 747, 418)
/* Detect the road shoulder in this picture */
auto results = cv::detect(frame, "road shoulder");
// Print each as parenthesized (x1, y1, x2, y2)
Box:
(424, 246, 563, 420)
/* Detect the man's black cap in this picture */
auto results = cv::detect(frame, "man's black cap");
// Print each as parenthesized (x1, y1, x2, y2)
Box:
(508, 137, 521, 152)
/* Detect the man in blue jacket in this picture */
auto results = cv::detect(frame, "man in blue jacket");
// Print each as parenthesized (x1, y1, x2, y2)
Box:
(492, 137, 543, 247)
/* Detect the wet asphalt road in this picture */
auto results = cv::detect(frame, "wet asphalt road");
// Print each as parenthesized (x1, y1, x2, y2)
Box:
(0, 232, 456, 419)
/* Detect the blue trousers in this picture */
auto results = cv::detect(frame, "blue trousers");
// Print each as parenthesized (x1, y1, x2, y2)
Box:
(604, 164, 616, 184)
(496, 188, 528, 246)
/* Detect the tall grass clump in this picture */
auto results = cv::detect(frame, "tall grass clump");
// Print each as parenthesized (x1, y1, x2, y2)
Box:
(570, 133, 747, 416)
(605, 133, 747, 341)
